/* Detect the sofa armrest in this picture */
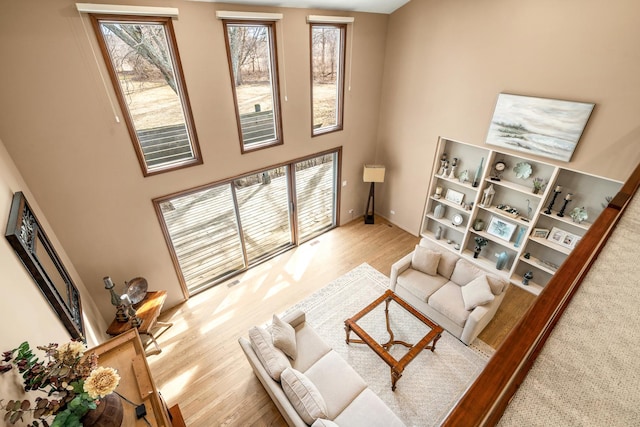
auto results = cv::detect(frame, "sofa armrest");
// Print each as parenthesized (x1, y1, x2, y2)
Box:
(389, 252, 414, 291)
(282, 309, 306, 328)
(459, 291, 506, 345)
(238, 337, 307, 427)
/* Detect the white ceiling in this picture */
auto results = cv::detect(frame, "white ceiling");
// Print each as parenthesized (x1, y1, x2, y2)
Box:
(192, 0, 411, 14)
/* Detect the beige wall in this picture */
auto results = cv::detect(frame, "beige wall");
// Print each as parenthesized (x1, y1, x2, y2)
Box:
(0, 1, 388, 325)
(0, 136, 107, 424)
(376, 0, 640, 234)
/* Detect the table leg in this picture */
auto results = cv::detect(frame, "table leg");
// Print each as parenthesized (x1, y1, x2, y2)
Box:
(391, 368, 402, 392)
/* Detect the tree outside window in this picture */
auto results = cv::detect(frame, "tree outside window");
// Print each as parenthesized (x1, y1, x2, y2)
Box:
(223, 21, 283, 152)
(311, 24, 346, 136)
(91, 15, 202, 176)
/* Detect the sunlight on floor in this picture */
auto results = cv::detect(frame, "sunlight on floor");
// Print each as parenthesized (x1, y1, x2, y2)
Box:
(200, 309, 235, 334)
(284, 239, 320, 281)
(155, 366, 198, 402)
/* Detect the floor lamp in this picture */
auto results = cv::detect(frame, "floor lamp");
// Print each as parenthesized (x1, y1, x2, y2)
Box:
(363, 165, 386, 224)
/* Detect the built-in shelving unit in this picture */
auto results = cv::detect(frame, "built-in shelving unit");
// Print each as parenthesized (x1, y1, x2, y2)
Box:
(420, 137, 623, 296)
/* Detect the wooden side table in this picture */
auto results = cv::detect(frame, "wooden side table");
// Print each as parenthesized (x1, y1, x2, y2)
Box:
(106, 291, 173, 355)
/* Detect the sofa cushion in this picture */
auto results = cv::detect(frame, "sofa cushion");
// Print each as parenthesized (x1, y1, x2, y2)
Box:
(304, 351, 367, 419)
(312, 419, 339, 427)
(249, 326, 291, 381)
(450, 258, 484, 286)
(272, 314, 297, 360)
(411, 245, 440, 276)
(486, 274, 508, 295)
(281, 368, 328, 424)
(291, 324, 332, 373)
(418, 238, 458, 278)
(428, 282, 471, 328)
(333, 388, 405, 427)
(461, 275, 495, 310)
(398, 268, 448, 302)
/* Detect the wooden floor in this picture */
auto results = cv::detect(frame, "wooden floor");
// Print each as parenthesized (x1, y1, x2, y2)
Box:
(148, 216, 536, 426)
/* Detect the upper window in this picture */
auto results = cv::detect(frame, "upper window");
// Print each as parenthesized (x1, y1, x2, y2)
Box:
(223, 21, 283, 153)
(310, 24, 346, 136)
(91, 15, 202, 176)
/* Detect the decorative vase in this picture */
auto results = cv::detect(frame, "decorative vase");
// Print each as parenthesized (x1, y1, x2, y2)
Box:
(532, 187, 540, 194)
(522, 271, 533, 286)
(473, 218, 484, 231)
(434, 203, 446, 219)
(495, 251, 508, 270)
(81, 393, 123, 427)
(435, 226, 443, 240)
(473, 248, 481, 258)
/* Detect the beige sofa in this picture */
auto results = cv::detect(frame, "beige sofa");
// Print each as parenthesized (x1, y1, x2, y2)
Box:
(239, 309, 405, 427)
(390, 238, 509, 345)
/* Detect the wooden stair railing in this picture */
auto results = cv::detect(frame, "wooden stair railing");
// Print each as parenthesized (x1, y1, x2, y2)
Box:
(442, 161, 640, 426)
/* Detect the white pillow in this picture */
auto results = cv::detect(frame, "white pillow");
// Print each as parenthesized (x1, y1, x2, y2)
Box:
(248, 326, 291, 381)
(281, 368, 328, 425)
(411, 245, 441, 276)
(461, 275, 495, 310)
(272, 314, 297, 360)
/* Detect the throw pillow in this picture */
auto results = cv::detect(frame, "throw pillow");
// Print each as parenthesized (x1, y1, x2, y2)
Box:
(411, 245, 441, 276)
(281, 368, 328, 425)
(461, 275, 495, 311)
(248, 326, 291, 381)
(272, 314, 297, 360)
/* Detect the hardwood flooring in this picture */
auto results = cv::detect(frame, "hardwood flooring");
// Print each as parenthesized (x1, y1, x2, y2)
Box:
(148, 216, 535, 426)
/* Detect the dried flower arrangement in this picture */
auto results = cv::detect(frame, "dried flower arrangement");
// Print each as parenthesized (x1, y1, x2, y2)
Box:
(0, 341, 120, 427)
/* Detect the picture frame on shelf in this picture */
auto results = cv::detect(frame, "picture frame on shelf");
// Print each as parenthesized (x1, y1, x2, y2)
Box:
(560, 232, 581, 249)
(445, 188, 465, 205)
(486, 216, 517, 242)
(531, 228, 550, 239)
(547, 227, 566, 245)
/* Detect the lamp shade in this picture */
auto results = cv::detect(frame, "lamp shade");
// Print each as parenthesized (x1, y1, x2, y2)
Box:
(363, 165, 386, 183)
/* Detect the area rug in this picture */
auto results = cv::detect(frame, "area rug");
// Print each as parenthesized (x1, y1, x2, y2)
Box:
(281, 263, 492, 427)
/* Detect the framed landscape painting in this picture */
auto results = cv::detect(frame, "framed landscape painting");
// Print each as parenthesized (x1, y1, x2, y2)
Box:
(485, 93, 595, 162)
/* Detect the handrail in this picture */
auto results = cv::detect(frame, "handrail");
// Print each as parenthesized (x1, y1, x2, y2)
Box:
(442, 161, 640, 426)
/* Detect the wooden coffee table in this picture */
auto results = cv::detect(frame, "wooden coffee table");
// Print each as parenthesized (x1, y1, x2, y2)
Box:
(344, 289, 443, 391)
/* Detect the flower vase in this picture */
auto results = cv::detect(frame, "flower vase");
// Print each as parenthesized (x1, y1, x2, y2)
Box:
(532, 187, 540, 194)
(495, 251, 508, 270)
(473, 249, 480, 258)
(81, 393, 123, 427)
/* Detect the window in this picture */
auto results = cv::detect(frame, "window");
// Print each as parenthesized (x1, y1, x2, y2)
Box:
(223, 21, 283, 152)
(91, 15, 202, 176)
(310, 24, 346, 135)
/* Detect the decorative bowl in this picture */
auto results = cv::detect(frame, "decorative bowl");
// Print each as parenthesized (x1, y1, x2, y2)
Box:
(513, 162, 533, 179)
(570, 207, 588, 224)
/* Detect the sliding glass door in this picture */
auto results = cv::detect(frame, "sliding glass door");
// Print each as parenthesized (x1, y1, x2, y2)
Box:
(294, 153, 337, 242)
(155, 149, 340, 296)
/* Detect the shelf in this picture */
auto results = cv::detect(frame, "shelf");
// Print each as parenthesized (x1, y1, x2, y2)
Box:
(528, 236, 572, 255)
(470, 229, 518, 251)
(420, 231, 463, 252)
(479, 206, 534, 227)
(461, 250, 510, 279)
(430, 196, 471, 213)
(426, 213, 468, 229)
(434, 174, 478, 190)
(519, 255, 559, 275)
(421, 137, 623, 301)
(540, 210, 590, 230)
(484, 177, 543, 198)
(510, 275, 543, 296)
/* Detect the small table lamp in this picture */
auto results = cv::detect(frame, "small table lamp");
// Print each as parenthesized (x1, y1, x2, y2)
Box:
(363, 165, 386, 224)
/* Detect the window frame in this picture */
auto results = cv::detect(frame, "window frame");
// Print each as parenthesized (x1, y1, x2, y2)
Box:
(309, 23, 347, 137)
(90, 14, 202, 177)
(222, 20, 284, 154)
